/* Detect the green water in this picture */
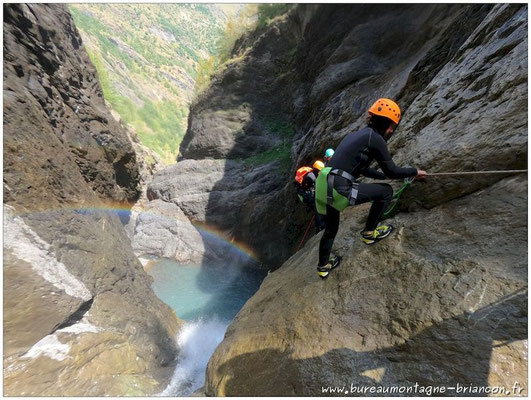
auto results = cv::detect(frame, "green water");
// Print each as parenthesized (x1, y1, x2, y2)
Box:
(147, 258, 267, 322)
(148, 258, 268, 395)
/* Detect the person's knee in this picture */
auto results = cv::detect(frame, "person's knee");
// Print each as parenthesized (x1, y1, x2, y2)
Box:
(382, 184, 393, 201)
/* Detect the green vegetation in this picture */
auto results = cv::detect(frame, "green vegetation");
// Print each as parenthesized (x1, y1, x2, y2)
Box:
(242, 116, 294, 172)
(243, 142, 291, 172)
(69, 4, 225, 164)
(257, 4, 293, 28)
(263, 117, 295, 140)
(86, 48, 185, 163)
(215, 6, 257, 65)
(193, 6, 258, 96)
(136, 98, 186, 158)
(193, 4, 293, 97)
(194, 55, 217, 96)
(70, 4, 294, 164)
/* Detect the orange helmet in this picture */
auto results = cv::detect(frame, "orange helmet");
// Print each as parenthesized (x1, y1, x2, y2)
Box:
(295, 166, 313, 184)
(313, 160, 325, 171)
(368, 98, 401, 125)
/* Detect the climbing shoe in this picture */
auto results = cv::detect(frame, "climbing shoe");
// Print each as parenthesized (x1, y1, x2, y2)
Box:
(317, 255, 341, 279)
(361, 224, 394, 245)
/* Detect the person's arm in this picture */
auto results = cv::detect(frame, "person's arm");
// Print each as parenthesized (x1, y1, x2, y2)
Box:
(370, 133, 417, 179)
(361, 167, 387, 180)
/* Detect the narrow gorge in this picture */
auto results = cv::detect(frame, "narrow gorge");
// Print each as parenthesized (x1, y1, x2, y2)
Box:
(3, 3, 528, 397)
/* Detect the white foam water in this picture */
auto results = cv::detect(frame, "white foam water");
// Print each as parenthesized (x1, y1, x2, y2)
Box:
(159, 317, 229, 396)
(149, 259, 267, 396)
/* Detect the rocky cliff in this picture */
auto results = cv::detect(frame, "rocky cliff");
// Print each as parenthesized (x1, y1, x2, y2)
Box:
(3, 4, 181, 395)
(147, 3, 527, 396)
(152, 4, 526, 270)
(206, 176, 527, 395)
(151, 8, 308, 267)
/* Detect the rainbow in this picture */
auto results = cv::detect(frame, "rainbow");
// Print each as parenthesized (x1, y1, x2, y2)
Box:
(191, 220, 258, 262)
(9, 201, 259, 263)
(9, 200, 134, 218)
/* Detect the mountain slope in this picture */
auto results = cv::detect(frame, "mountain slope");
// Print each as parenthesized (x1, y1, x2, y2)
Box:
(69, 4, 228, 163)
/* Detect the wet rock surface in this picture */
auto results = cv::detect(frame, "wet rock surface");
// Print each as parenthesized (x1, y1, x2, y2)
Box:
(206, 176, 527, 395)
(130, 199, 206, 264)
(147, 158, 290, 267)
(3, 4, 181, 396)
(128, 198, 250, 265)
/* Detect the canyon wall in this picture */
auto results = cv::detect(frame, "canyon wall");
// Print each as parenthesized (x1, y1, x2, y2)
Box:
(3, 4, 182, 395)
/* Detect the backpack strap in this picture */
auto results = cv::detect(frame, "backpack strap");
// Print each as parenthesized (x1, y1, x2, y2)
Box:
(326, 173, 335, 205)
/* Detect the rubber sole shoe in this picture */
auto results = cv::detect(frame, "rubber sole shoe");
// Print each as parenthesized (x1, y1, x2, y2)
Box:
(317, 255, 341, 279)
(361, 224, 394, 245)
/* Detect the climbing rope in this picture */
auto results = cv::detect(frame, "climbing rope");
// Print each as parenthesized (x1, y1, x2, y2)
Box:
(297, 214, 314, 252)
(295, 169, 526, 246)
(426, 169, 527, 176)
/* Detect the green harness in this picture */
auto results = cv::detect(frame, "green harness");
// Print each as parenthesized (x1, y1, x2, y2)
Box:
(316, 168, 414, 217)
(315, 167, 358, 215)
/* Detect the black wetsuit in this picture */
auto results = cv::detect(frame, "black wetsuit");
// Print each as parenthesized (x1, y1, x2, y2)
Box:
(297, 171, 317, 202)
(297, 170, 326, 233)
(318, 127, 417, 266)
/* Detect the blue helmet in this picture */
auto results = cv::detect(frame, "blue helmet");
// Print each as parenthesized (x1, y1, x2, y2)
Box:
(325, 148, 334, 159)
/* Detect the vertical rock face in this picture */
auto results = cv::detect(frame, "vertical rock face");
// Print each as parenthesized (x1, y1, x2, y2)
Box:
(206, 176, 527, 396)
(392, 4, 527, 209)
(147, 158, 288, 267)
(3, 4, 181, 396)
(157, 9, 309, 267)
(168, 4, 527, 396)
(178, 11, 302, 161)
(4, 3, 140, 207)
(168, 4, 527, 270)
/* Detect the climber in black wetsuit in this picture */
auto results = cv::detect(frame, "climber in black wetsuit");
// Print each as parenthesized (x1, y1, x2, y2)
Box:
(314, 98, 427, 278)
(295, 161, 326, 233)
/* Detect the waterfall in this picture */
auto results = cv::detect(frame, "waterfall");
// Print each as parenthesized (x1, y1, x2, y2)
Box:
(148, 259, 267, 396)
(159, 318, 229, 396)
